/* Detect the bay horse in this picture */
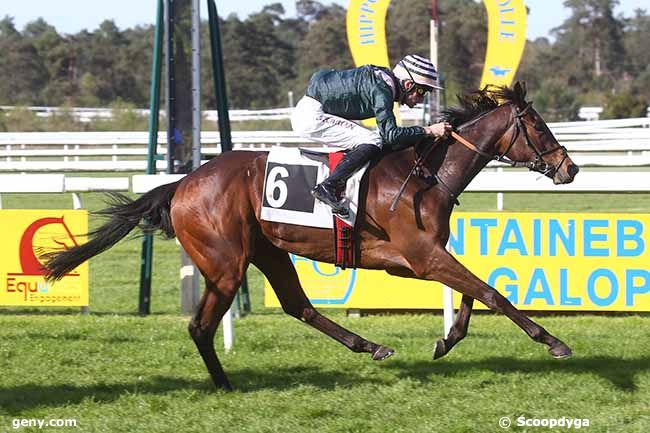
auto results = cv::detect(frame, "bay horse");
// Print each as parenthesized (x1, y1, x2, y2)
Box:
(43, 82, 579, 391)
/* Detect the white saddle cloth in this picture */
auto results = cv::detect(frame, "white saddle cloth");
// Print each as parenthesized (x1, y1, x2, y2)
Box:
(260, 147, 369, 229)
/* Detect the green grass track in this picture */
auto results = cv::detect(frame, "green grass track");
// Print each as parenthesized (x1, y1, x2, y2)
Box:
(0, 188, 649, 432)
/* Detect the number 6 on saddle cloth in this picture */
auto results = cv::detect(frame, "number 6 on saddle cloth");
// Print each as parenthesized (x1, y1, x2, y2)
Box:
(260, 147, 369, 268)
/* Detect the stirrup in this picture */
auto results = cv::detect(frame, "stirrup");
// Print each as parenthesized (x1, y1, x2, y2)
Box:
(331, 206, 349, 218)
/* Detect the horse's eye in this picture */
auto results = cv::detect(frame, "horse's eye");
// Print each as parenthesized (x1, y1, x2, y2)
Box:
(534, 121, 545, 132)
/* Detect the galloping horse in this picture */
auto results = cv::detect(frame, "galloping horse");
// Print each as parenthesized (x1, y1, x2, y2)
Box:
(44, 82, 579, 391)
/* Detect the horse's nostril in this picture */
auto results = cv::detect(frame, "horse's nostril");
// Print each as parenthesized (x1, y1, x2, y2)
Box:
(567, 163, 579, 178)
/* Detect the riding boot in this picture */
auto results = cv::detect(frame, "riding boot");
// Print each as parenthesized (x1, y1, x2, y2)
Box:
(312, 143, 381, 217)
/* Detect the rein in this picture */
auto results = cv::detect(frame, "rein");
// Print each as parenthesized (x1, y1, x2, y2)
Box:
(437, 102, 568, 204)
(452, 103, 568, 172)
(389, 137, 440, 211)
(450, 131, 491, 159)
(390, 101, 570, 211)
(451, 129, 539, 169)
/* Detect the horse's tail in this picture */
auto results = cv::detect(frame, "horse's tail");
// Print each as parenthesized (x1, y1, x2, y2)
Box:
(42, 180, 181, 281)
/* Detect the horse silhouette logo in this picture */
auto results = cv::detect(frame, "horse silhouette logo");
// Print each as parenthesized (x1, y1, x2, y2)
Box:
(17, 217, 80, 276)
(489, 66, 512, 77)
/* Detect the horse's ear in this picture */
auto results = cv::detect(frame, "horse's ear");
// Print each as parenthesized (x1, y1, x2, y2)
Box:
(513, 81, 527, 107)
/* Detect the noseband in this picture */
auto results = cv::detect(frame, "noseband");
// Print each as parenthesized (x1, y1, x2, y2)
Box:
(453, 102, 569, 177)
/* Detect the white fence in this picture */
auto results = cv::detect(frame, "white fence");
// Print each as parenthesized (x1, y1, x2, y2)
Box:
(5, 170, 649, 196)
(0, 117, 649, 172)
(0, 174, 128, 210)
(0, 106, 301, 123)
(0, 131, 306, 172)
(0, 105, 429, 123)
(2, 105, 649, 123)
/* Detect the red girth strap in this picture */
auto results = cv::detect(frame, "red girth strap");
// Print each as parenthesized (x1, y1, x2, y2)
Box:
(328, 152, 355, 269)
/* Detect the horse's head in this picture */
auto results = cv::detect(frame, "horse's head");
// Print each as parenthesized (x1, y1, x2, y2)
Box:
(495, 82, 579, 184)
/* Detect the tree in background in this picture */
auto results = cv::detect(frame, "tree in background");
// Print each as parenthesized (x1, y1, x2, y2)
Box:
(219, 8, 295, 109)
(601, 90, 648, 119)
(436, 0, 487, 96)
(533, 78, 581, 121)
(552, 0, 625, 95)
(623, 9, 650, 102)
(519, 0, 648, 119)
(291, 3, 351, 99)
(358, 0, 488, 100)
(0, 2, 648, 120)
(386, 0, 431, 65)
(23, 18, 74, 105)
(0, 17, 49, 105)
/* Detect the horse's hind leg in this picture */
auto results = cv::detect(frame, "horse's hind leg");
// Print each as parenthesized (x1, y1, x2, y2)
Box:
(427, 247, 572, 358)
(252, 240, 394, 361)
(433, 295, 474, 360)
(176, 225, 249, 391)
(188, 285, 236, 391)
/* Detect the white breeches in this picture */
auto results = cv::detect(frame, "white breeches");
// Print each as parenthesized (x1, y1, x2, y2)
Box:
(290, 96, 383, 150)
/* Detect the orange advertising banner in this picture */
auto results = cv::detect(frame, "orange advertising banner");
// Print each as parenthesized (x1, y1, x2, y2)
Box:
(0, 210, 89, 307)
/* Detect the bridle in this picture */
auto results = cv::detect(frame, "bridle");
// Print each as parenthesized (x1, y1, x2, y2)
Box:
(452, 102, 569, 177)
(391, 101, 571, 211)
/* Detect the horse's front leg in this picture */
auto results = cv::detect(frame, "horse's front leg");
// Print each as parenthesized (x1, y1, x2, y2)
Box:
(253, 239, 395, 361)
(420, 246, 572, 359)
(433, 295, 474, 360)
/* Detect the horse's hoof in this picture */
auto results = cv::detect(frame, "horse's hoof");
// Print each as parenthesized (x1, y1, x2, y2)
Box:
(372, 345, 395, 361)
(549, 343, 573, 359)
(215, 380, 233, 392)
(433, 339, 447, 360)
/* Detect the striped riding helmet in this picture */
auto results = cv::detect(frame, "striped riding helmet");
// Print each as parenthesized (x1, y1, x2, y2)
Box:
(393, 54, 443, 91)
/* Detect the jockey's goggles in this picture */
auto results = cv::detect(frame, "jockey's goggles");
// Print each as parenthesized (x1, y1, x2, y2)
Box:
(413, 85, 431, 96)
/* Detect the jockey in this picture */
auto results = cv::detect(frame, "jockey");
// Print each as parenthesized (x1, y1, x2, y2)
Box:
(291, 54, 452, 217)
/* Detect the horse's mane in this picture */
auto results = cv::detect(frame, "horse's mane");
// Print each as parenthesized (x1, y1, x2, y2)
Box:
(440, 85, 525, 128)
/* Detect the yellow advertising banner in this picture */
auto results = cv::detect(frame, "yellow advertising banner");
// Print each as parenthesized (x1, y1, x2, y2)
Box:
(346, 0, 400, 127)
(480, 0, 528, 88)
(346, 0, 391, 69)
(265, 213, 650, 312)
(0, 210, 89, 307)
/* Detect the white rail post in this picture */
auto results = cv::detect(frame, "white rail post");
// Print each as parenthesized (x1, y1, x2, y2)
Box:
(223, 307, 234, 352)
(72, 193, 83, 210)
(496, 167, 504, 210)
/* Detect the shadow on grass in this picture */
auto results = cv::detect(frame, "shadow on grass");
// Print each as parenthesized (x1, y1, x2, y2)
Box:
(0, 377, 205, 415)
(0, 366, 389, 413)
(229, 365, 392, 393)
(384, 355, 650, 392)
(3, 356, 647, 412)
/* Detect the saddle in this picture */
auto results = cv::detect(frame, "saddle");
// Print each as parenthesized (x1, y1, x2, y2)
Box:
(259, 147, 368, 269)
